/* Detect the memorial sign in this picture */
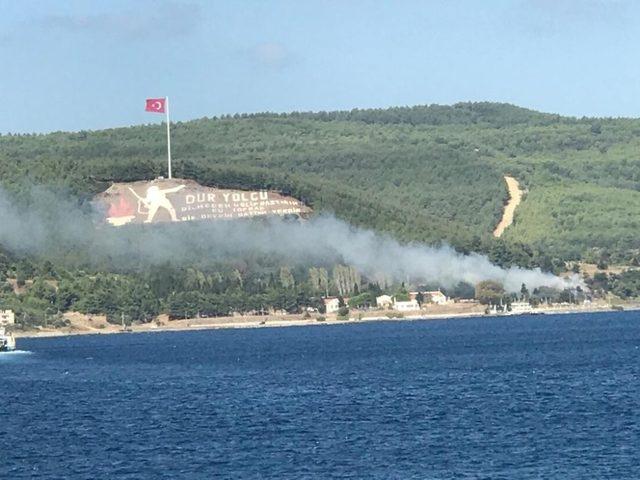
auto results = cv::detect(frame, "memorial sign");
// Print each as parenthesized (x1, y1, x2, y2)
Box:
(95, 179, 312, 227)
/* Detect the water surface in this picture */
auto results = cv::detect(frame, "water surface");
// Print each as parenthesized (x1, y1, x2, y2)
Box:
(2, 312, 639, 479)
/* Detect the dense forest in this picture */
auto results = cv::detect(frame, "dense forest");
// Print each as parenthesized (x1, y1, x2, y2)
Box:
(1, 102, 639, 326)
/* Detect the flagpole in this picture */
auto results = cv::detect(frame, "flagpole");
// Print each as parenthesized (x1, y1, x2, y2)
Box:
(166, 96, 172, 179)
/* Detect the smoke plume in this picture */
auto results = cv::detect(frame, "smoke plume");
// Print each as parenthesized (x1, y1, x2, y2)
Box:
(0, 187, 577, 292)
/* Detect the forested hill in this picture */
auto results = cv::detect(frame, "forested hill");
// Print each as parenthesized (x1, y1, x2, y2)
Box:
(2, 101, 640, 267)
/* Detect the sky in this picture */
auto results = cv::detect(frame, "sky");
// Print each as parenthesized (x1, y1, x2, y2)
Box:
(1, 0, 639, 133)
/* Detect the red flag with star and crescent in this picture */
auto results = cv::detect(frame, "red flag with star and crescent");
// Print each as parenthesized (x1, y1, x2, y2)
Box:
(145, 98, 166, 113)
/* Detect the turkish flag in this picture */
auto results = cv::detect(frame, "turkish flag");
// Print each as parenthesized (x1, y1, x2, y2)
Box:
(145, 98, 166, 113)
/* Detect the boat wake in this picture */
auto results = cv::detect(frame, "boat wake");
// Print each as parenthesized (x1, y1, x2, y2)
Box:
(0, 350, 33, 360)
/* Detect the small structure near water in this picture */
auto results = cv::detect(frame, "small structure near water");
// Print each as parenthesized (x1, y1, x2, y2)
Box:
(0, 327, 16, 351)
(409, 290, 449, 305)
(0, 310, 15, 326)
(376, 295, 393, 309)
(323, 297, 347, 314)
(393, 300, 421, 312)
(374, 291, 451, 312)
(509, 301, 534, 314)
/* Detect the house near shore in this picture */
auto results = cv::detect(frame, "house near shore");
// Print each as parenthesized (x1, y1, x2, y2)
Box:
(0, 310, 15, 326)
(409, 290, 449, 305)
(373, 291, 452, 313)
(426, 290, 449, 305)
(323, 297, 348, 314)
(376, 295, 394, 309)
(509, 301, 533, 314)
(393, 300, 421, 312)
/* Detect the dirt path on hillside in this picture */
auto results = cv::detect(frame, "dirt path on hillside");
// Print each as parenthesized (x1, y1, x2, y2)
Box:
(493, 176, 522, 238)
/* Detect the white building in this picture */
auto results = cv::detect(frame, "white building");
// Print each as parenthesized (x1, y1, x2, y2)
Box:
(510, 301, 533, 314)
(0, 310, 15, 326)
(426, 290, 448, 305)
(376, 295, 393, 309)
(393, 300, 420, 312)
(409, 290, 449, 306)
(323, 297, 341, 314)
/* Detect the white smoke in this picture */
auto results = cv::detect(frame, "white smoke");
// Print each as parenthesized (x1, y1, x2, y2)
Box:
(0, 188, 578, 292)
(184, 215, 578, 292)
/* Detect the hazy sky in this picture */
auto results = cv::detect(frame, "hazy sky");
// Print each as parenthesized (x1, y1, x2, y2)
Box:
(1, 0, 639, 133)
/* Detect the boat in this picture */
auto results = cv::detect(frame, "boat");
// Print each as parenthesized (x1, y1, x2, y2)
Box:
(0, 327, 16, 352)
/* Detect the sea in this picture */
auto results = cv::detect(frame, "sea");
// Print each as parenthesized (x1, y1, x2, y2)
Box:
(1, 311, 639, 479)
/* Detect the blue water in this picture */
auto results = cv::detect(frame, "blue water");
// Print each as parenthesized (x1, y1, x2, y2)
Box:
(2, 312, 640, 479)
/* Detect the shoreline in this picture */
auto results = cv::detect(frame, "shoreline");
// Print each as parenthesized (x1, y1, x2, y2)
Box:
(13, 304, 639, 339)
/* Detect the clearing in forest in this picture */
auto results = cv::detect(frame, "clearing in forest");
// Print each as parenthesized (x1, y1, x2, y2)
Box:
(493, 176, 523, 238)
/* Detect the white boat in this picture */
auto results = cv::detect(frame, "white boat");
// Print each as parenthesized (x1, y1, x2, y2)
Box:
(0, 327, 16, 352)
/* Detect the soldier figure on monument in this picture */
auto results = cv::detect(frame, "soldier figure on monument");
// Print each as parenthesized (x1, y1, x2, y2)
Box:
(129, 184, 185, 223)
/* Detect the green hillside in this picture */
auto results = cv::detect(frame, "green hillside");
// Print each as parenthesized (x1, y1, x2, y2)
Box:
(2, 102, 639, 266)
(3, 102, 640, 325)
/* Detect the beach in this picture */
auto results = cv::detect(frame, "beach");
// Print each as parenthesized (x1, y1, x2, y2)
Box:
(12, 301, 635, 339)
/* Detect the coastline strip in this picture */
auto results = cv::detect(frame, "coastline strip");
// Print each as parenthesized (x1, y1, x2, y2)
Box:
(14, 304, 634, 339)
